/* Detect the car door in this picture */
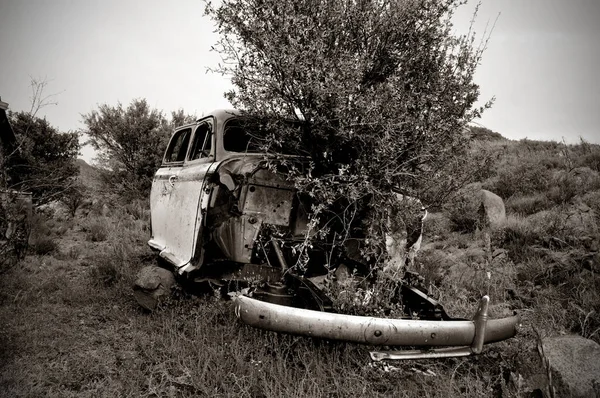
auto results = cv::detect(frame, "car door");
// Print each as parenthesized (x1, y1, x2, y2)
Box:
(149, 118, 215, 271)
(149, 126, 192, 263)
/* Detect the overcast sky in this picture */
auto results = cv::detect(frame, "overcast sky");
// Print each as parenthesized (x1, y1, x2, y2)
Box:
(0, 0, 599, 162)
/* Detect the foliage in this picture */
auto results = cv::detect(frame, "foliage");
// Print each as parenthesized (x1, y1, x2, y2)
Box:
(5, 111, 80, 206)
(491, 158, 552, 199)
(59, 183, 86, 217)
(81, 99, 195, 199)
(445, 184, 482, 233)
(81, 217, 110, 242)
(0, 191, 31, 271)
(207, 0, 494, 270)
(505, 193, 552, 216)
(27, 212, 59, 256)
(469, 125, 505, 141)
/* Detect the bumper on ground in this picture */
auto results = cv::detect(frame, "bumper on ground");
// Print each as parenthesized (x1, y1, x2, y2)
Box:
(233, 294, 520, 360)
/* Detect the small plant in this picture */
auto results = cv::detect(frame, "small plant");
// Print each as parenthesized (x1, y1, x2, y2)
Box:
(82, 218, 110, 242)
(446, 185, 482, 233)
(29, 235, 58, 256)
(123, 199, 150, 222)
(506, 194, 552, 216)
(90, 260, 121, 287)
(321, 271, 405, 318)
(60, 184, 86, 217)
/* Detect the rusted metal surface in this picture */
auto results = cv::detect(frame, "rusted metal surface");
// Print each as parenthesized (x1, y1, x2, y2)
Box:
(144, 109, 520, 358)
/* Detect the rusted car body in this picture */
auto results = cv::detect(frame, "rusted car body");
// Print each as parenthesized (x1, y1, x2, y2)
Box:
(145, 109, 519, 359)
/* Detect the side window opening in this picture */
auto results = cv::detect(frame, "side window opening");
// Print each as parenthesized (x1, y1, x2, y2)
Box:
(190, 122, 212, 160)
(223, 118, 263, 153)
(164, 128, 192, 163)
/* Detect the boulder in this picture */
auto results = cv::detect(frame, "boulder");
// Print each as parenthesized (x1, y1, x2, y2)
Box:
(133, 266, 176, 311)
(540, 335, 600, 398)
(478, 189, 506, 228)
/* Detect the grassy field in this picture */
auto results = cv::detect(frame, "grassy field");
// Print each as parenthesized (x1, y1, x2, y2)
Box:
(1, 136, 599, 397)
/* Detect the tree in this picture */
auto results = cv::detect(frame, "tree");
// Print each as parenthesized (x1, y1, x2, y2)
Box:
(5, 111, 80, 206)
(207, 0, 494, 268)
(82, 99, 195, 199)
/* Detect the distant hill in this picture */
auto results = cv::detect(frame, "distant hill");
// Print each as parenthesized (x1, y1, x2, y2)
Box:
(469, 126, 507, 141)
(76, 159, 103, 191)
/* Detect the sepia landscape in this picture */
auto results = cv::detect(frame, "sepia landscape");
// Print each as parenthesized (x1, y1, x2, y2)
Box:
(1, 0, 599, 397)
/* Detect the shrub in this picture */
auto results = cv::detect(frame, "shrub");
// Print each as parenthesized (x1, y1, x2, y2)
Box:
(422, 211, 452, 240)
(506, 193, 552, 216)
(82, 218, 110, 242)
(59, 184, 86, 218)
(123, 199, 150, 222)
(493, 215, 541, 263)
(29, 236, 58, 255)
(206, 0, 496, 273)
(90, 259, 121, 287)
(493, 160, 551, 199)
(27, 212, 58, 256)
(445, 185, 482, 233)
(5, 111, 80, 206)
(577, 151, 600, 172)
(545, 170, 579, 205)
(582, 190, 600, 220)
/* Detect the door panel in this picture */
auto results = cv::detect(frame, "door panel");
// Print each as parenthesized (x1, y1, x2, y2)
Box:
(149, 121, 214, 270)
(149, 165, 182, 252)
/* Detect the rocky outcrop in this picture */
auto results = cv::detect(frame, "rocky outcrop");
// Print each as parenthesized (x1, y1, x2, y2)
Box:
(479, 189, 506, 228)
(540, 335, 600, 397)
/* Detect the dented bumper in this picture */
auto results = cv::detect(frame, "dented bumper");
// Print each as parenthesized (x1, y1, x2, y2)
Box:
(233, 295, 520, 359)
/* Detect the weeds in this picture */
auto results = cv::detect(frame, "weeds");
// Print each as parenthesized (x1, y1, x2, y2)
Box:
(29, 235, 58, 255)
(2, 137, 600, 397)
(82, 217, 110, 242)
(445, 184, 482, 233)
(506, 194, 551, 216)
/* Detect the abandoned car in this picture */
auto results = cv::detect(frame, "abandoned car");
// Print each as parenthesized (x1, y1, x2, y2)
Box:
(136, 109, 520, 359)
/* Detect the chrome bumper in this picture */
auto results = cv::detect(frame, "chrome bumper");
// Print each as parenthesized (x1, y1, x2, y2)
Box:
(233, 295, 520, 360)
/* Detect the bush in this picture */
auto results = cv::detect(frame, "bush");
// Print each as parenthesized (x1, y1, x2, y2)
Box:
(82, 218, 110, 242)
(445, 185, 482, 233)
(123, 199, 150, 222)
(577, 151, 600, 172)
(30, 235, 58, 256)
(90, 259, 121, 287)
(492, 160, 551, 199)
(506, 194, 552, 216)
(26, 212, 59, 256)
(6, 111, 80, 206)
(206, 0, 496, 272)
(545, 168, 600, 205)
(422, 212, 452, 240)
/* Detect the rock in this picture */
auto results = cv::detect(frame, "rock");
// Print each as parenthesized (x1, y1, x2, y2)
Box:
(492, 248, 508, 260)
(540, 335, 600, 398)
(479, 189, 506, 228)
(133, 266, 176, 310)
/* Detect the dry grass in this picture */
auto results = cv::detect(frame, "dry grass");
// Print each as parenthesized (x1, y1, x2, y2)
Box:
(0, 208, 527, 397)
(1, 139, 599, 396)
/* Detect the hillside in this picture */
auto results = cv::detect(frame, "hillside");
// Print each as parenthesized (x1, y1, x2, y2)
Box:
(76, 158, 103, 192)
(1, 136, 599, 397)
